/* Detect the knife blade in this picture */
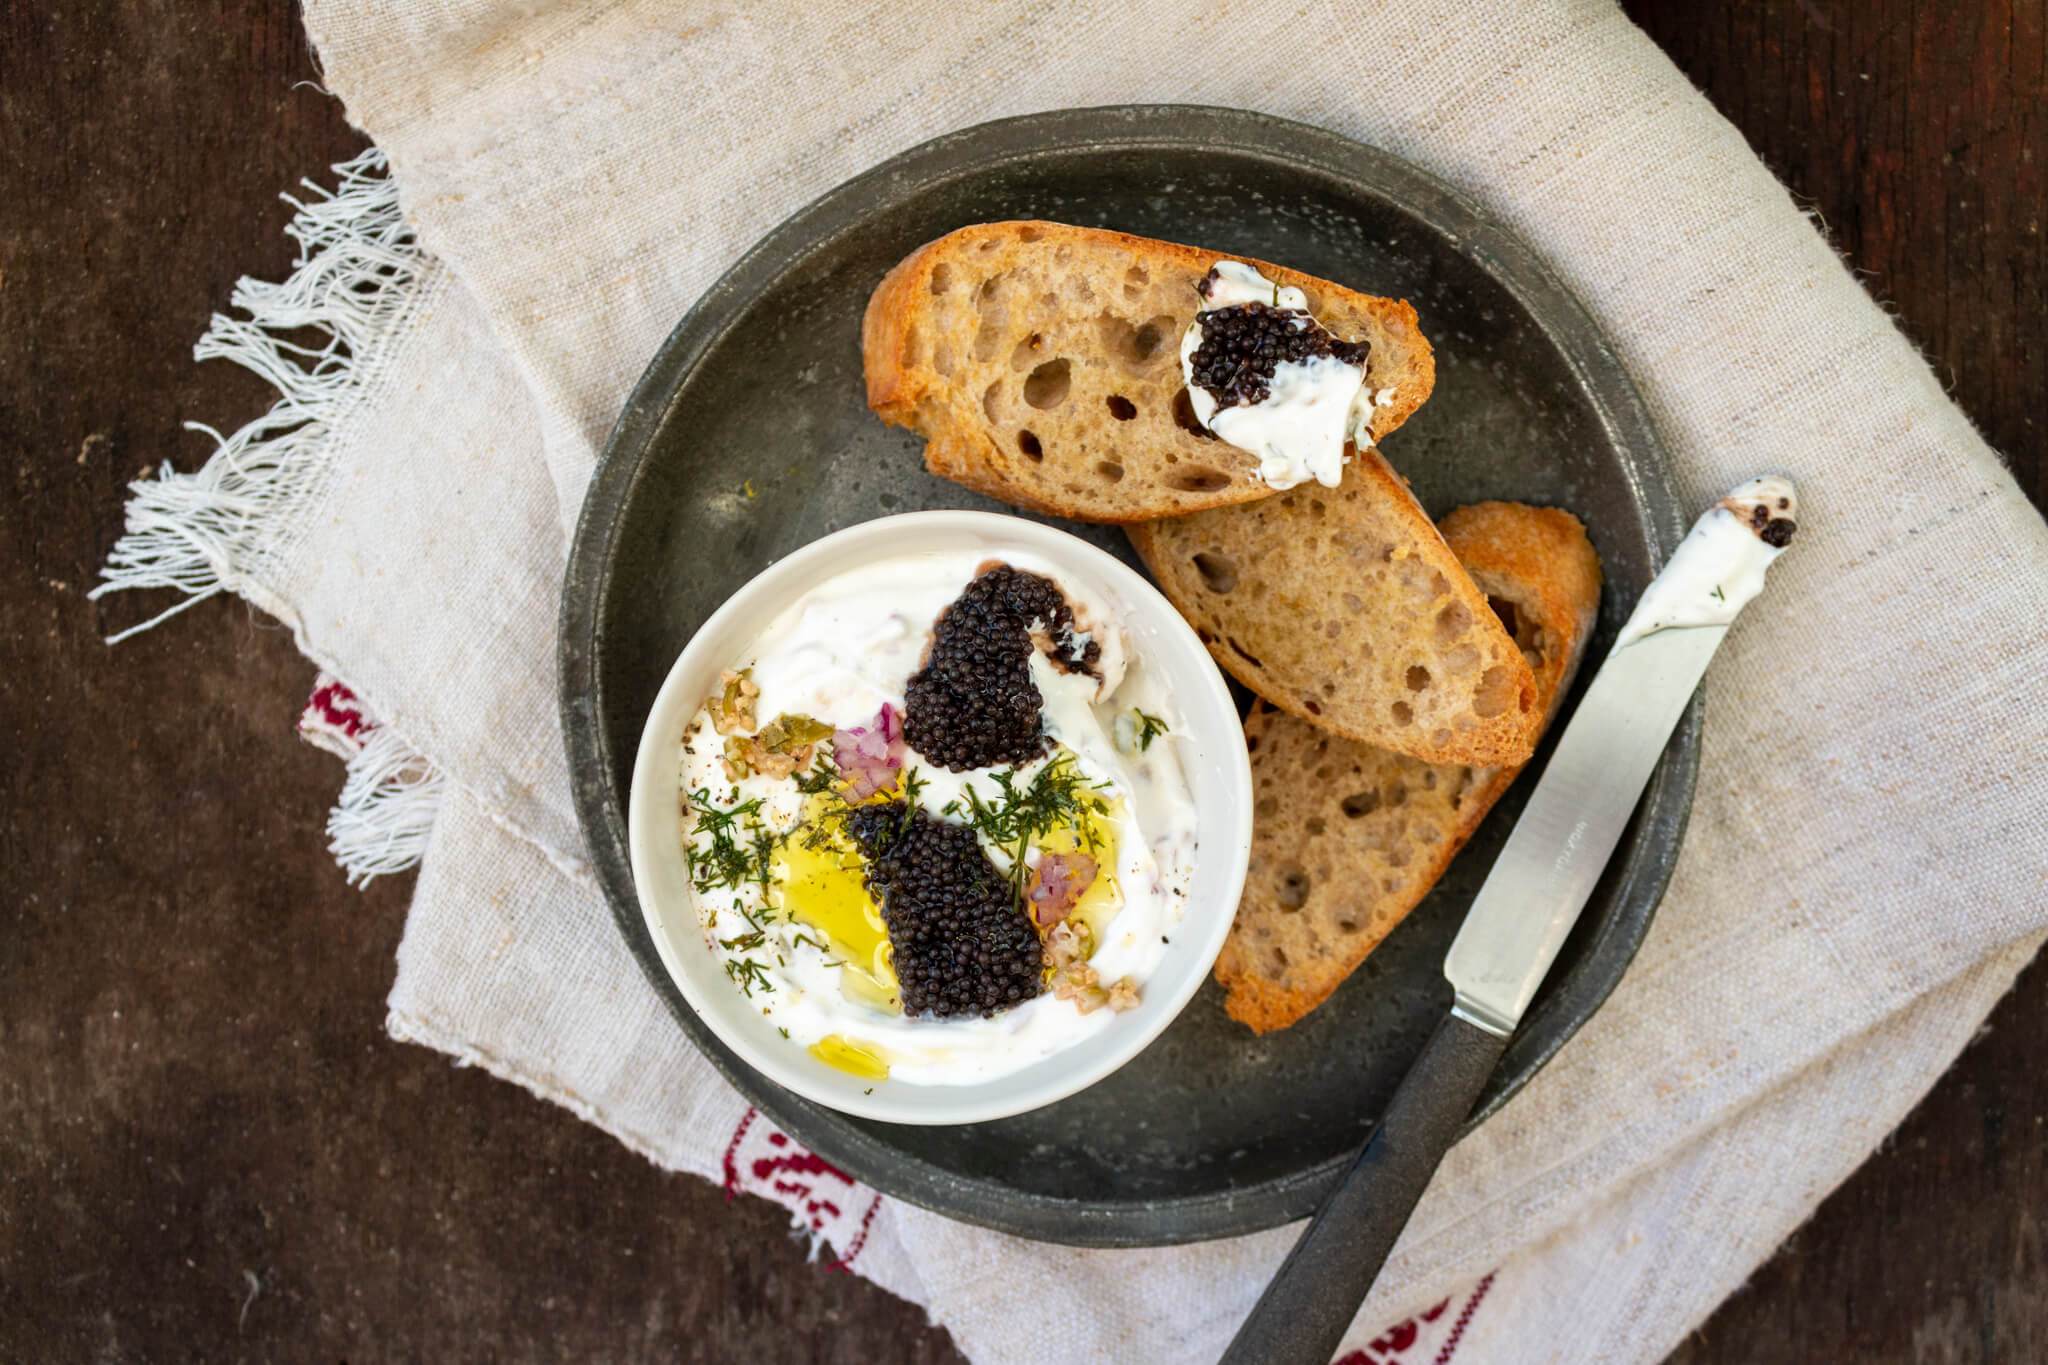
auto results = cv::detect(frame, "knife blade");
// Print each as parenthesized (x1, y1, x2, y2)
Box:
(1444, 620, 1726, 1034)
(1221, 475, 1800, 1365)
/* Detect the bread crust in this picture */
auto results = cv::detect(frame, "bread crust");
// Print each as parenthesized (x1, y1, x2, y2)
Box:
(1214, 502, 1602, 1033)
(860, 221, 1435, 524)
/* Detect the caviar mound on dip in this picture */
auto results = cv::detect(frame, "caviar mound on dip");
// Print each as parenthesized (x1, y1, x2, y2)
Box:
(677, 551, 1198, 1086)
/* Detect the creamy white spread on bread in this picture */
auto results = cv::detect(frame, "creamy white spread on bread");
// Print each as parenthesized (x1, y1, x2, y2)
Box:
(1616, 476, 1799, 649)
(1178, 261, 1384, 490)
(678, 549, 1198, 1087)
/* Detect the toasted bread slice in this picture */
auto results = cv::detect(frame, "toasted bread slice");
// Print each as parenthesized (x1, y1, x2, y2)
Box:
(1215, 502, 1602, 1033)
(861, 221, 1435, 523)
(1128, 469, 1543, 766)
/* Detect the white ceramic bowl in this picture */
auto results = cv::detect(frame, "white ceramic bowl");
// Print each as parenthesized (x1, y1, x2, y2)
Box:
(626, 510, 1252, 1125)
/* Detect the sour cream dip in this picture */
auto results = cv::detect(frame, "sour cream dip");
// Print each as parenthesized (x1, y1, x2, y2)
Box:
(677, 549, 1199, 1087)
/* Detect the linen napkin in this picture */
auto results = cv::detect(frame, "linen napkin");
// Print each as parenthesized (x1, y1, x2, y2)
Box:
(98, 1, 2048, 1359)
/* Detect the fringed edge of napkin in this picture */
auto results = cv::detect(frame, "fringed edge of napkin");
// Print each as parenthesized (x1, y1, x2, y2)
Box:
(300, 673, 446, 884)
(93, 149, 449, 886)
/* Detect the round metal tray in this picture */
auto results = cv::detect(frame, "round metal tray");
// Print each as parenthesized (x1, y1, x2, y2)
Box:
(561, 106, 1693, 1247)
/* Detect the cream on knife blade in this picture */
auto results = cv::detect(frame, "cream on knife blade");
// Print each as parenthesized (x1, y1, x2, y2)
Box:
(675, 550, 1197, 1086)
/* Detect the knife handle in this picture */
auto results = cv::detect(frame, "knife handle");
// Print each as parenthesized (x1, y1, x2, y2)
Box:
(1220, 1010, 1510, 1365)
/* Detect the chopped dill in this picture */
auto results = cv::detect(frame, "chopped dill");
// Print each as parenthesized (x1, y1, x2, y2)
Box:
(1131, 709, 1169, 751)
(778, 1026, 790, 1039)
(791, 930, 829, 954)
(793, 752, 840, 795)
(719, 929, 767, 953)
(1710, 584, 1726, 602)
(723, 956, 775, 997)
(682, 788, 779, 894)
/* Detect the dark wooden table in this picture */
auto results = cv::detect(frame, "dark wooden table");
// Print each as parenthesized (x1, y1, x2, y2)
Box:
(3, 3, 2041, 1360)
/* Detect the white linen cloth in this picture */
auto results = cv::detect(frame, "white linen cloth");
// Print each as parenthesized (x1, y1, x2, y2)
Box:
(98, 1, 2048, 1359)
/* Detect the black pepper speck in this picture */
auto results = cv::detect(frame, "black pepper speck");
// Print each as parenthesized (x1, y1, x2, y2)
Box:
(845, 803, 1044, 1018)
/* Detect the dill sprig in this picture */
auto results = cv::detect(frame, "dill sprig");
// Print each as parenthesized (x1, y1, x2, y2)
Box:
(1131, 709, 1169, 751)
(945, 751, 1110, 893)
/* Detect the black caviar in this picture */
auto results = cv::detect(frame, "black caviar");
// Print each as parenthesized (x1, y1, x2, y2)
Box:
(1187, 295, 1370, 412)
(1747, 501, 1798, 547)
(846, 803, 1044, 1018)
(903, 564, 1098, 772)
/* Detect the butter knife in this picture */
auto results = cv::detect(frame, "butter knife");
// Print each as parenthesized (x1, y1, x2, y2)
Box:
(1221, 475, 1800, 1365)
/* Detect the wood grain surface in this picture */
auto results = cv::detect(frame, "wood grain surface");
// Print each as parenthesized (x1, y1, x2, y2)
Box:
(1, 2, 2040, 1360)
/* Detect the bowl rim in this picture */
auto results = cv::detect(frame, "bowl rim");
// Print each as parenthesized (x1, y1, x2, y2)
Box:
(624, 508, 1254, 1126)
(561, 104, 1695, 1246)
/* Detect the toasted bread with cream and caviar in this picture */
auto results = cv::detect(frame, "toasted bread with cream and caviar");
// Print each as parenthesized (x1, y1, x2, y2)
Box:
(1214, 502, 1602, 1033)
(860, 221, 1433, 523)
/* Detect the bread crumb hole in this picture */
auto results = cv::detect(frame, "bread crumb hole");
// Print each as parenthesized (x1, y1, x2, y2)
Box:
(978, 238, 999, 254)
(1131, 316, 1173, 362)
(1018, 429, 1043, 461)
(1226, 636, 1263, 668)
(1305, 816, 1326, 836)
(1166, 466, 1231, 493)
(1010, 333, 1045, 371)
(1301, 697, 1322, 715)
(1094, 460, 1125, 483)
(928, 263, 953, 295)
(1170, 388, 1217, 439)
(1338, 918, 1359, 934)
(1342, 592, 1365, 614)
(1023, 358, 1071, 409)
(981, 381, 1002, 423)
(1276, 867, 1310, 910)
(1320, 681, 1335, 696)
(1472, 665, 1517, 718)
(1389, 783, 1408, 807)
(1255, 795, 1278, 818)
(971, 315, 1005, 362)
(1340, 791, 1380, 818)
(1435, 601, 1471, 643)
(1391, 700, 1414, 725)
(1271, 946, 1290, 967)
(1017, 224, 1043, 243)
(1123, 265, 1149, 298)
(1405, 665, 1431, 691)
(1191, 550, 1237, 594)
(1106, 394, 1137, 420)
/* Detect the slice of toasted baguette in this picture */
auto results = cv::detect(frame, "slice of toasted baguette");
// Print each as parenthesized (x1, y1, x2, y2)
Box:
(861, 221, 1434, 523)
(1215, 502, 1602, 1033)
(1128, 467, 1543, 766)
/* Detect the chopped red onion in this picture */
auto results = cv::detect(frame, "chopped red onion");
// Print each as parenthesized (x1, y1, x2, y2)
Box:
(1027, 852, 1099, 926)
(832, 703, 906, 800)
